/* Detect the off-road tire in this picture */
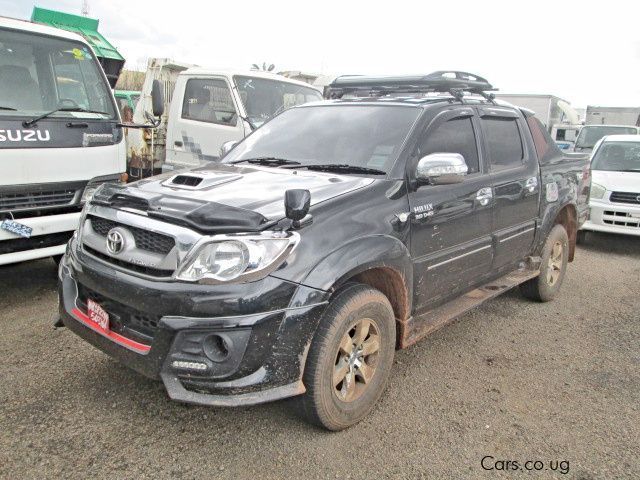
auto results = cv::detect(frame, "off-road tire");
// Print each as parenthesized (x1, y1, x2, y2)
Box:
(296, 283, 396, 430)
(520, 224, 569, 302)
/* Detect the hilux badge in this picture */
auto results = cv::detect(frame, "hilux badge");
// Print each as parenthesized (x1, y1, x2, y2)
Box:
(106, 229, 125, 254)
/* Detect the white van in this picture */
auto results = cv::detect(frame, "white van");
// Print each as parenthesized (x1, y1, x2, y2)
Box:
(163, 69, 322, 170)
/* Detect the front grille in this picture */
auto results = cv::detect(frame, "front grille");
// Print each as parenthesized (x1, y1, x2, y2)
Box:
(0, 231, 73, 255)
(78, 284, 160, 343)
(603, 210, 640, 228)
(84, 246, 174, 277)
(0, 189, 76, 211)
(610, 191, 640, 205)
(88, 215, 175, 254)
(0, 204, 82, 220)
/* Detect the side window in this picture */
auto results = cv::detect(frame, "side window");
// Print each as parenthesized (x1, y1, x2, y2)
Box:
(482, 117, 524, 170)
(418, 117, 480, 174)
(182, 78, 237, 126)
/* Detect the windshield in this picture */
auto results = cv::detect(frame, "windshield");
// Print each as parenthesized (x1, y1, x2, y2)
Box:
(222, 105, 420, 173)
(592, 141, 640, 171)
(575, 126, 637, 148)
(0, 28, 115, 119)
(233, 75, 322, 127)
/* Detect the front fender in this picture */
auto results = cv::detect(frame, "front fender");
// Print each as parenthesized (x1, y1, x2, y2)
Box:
(300, 234, 413, 295)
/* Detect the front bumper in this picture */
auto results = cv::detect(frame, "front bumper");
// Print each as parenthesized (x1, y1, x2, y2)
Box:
(581, 200, 640, 237)
(0, 212, 80, 265)
(59, 248, 329, 406)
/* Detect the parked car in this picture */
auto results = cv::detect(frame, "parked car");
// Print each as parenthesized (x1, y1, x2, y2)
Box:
(579, 135, 640, 240)
(573, 124, 640, 153)
(57, 72, 589, 430)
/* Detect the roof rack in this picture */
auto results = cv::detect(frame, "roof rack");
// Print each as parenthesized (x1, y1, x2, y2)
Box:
(326, 71, 496, 101)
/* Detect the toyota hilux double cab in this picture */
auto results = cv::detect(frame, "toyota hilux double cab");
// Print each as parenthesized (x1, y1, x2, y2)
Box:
(57, 72, 589, 430)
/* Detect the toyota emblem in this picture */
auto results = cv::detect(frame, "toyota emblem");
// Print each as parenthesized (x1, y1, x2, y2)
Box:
(106, 229, 125, 255)
(636, 194, 640, 202)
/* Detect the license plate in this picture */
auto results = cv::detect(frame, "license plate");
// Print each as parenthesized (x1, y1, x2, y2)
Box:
(1, 219, 33, 238)
(87, 299, 109, 331)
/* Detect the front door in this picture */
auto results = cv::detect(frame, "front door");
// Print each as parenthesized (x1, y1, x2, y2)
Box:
(477, 107, 539, 272)
(408, 108, 494, 314)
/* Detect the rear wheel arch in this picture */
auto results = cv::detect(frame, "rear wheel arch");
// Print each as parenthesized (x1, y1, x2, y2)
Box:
(552, 204, 578, 261)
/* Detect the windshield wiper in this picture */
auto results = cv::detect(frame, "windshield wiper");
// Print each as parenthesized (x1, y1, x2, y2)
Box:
(23, 107, 110, 127)
(284, 164, 386, 175)
(0, 106, 17, 111)
(231, 157, 302, 166)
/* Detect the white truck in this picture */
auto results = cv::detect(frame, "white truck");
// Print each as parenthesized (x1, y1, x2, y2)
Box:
(585, 106, 640, 127)
(0, 17, 160, 266)
(494, 94, 581, 149)
(125, 64, 323, 175)
(163, 68, 323, 171)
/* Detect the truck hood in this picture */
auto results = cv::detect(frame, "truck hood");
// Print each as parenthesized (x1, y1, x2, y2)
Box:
(92, 163, 375, 233)
(592, 170, 640, 192)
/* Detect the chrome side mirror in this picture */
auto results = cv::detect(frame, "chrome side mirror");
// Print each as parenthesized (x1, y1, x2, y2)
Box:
(416, 153, 468, 185)
(220, 140, 238, 158)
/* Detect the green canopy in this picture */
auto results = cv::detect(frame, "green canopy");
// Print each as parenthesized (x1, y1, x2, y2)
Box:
(31, 6, 125, 87)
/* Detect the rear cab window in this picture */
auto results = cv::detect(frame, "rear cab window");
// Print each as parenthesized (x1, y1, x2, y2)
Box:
(480, 113, 525, 171)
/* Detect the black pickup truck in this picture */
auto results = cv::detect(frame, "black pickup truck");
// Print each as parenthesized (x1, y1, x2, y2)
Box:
(57, 72, 589, 430)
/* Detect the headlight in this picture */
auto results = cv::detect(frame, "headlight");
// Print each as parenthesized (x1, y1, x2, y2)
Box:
(589, 182, 606, 200)
(176, 232, 299, 283)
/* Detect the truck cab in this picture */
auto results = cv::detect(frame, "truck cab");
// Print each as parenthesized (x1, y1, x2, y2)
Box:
(163, 69, 322, 171)
(0, 17, 126, 266)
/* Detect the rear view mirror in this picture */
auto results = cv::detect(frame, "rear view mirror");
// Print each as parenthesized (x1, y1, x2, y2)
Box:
(151, 79, 165, 117)
(285, 189, 311, 221)
(416, 153, 468, 185)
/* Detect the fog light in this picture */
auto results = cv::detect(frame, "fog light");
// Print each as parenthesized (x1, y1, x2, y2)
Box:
(171, 360, 208, 371)
(203, 334, 232, 362)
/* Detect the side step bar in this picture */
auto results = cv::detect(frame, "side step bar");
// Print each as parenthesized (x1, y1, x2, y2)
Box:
(398, 268, 540, 349)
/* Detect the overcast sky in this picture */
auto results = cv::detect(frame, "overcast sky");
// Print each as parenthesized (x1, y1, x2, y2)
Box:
(4, 0, 640, 107)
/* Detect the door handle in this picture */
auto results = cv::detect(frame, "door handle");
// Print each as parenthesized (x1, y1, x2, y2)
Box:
(174, 141, 183, 147)
(525, 176, 538, 193)
(476, 187, 493, 206)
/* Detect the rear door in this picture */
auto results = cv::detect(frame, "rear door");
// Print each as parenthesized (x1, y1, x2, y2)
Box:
(166, 76, 246, 168)
(408, 107, 494, 312)
(478, 107, 539, 272)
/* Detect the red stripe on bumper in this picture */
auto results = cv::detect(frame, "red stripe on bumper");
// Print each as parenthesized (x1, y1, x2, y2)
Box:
(71, 308, 151, 354)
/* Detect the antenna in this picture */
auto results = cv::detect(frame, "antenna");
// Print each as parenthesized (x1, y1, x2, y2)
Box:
(81, 0, 90, 16)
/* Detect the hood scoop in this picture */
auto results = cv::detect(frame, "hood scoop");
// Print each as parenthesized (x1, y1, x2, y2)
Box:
(163, 172, 242, 190)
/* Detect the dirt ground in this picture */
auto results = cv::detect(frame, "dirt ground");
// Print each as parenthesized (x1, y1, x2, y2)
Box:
(0, 231, 638, 479)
